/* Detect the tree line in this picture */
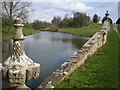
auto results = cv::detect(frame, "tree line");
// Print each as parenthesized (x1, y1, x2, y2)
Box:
(31, 12, 101, 30)
(52, 12, 91, 28)
(2, 1, 113, 32)
(31, 12, 92, 30)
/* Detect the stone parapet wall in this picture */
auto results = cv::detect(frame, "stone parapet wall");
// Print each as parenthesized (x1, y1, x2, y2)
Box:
(37, 20, 110, 88)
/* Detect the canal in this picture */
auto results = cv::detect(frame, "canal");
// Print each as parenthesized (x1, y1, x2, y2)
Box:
(2, 31, 89, 88)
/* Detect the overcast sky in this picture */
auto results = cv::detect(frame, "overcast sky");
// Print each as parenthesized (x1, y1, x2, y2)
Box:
(28, 2, 118, 23)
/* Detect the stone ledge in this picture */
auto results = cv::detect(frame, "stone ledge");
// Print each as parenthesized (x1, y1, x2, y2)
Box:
(37, 20, 110, 89)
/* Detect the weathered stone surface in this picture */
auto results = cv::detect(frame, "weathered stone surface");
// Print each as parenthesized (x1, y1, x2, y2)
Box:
(2, 67, 8, 79)
(14, 18, 23, 24)
(37, 20, 110, 89)
(32, 63, 40, 79)
(2, 18, 40, 87)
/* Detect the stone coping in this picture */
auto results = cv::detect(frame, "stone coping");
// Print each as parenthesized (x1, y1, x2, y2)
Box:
(37, 20, 110, 89)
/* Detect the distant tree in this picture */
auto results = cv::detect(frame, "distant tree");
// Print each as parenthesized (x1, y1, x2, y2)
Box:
(86, 16, 91, 25)
(73, 12, 90, 27)
(51, 16, 61, 26)
(64, 14, 69, 21)
(68, 17, 74, 27)
(92, 14, 100, 23)
(59, 20, 68, 28)
(32, 20, 40, 30)
(52, 12, 90, 28)
(32, 20, 51, 30)
(59, 14, 70, 28)
(24, 22, 33, 29)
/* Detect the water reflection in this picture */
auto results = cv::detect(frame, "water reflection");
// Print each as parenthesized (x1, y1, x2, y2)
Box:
(2, 31, 88, 88)
(2, 40, 13, 62)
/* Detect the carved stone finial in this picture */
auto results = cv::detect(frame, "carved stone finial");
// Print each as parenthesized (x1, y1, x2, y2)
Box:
(2, 18, 40, 87)
(15, 18, 23, 24)
(14, 18, 24, 27)
(14, 18, 24, 39)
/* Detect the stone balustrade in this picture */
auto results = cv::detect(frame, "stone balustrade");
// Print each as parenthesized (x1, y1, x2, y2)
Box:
(37, 19, 110, 88)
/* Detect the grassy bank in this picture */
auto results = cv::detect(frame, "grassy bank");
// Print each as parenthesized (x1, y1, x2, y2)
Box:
(56, 28, 118, 88)
(2, 26, 39, 41)
(58, 23, 102, 36)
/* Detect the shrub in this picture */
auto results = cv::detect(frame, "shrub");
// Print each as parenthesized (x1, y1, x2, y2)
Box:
(47, 25, 58, 32)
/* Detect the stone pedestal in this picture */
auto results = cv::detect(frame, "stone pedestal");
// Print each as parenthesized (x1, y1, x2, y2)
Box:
(2, 18, 40, 87)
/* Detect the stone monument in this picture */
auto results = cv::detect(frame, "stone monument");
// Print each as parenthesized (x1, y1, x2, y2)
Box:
(2, 18, 40, 87)
(102, 11, 112, 24)
(105, 11, 109, 18)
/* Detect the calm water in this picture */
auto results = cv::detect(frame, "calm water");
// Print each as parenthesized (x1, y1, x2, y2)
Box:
(2, 31, 89, 88)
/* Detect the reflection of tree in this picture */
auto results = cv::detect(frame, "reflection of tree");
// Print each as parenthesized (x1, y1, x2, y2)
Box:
(71, 39, 87, 49)
(2, 33, 88, 62)
(50, 36, 87, 49)
(2, 40, 13, 62)
(33, 34, 41, 40)
(51, 37, 61, 41)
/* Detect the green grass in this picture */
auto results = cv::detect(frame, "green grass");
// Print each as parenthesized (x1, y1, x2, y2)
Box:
(56, 27, 119, 88)
(2, 26, 39, 41)
(59, 23, 102, 36)
(117, 24, 120, 33)
(2, 23, 101, 41)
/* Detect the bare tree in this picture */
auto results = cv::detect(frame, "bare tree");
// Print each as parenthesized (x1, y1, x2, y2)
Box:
(2, 0, 32, 32)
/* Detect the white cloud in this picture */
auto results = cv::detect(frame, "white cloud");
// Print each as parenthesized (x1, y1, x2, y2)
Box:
(29, 8, 67, 22)
(28, 2, 118, 23)
(29, 2, 93, 22)
(46, 2, 93, 12)
(21, 0, 119, 2)
(86, 2, 118, 23)
(71, 3, 92, 11)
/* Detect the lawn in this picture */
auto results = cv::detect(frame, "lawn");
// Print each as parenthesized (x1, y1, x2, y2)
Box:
(56, 27, 119, 88)
(2, 23, 102, 41)
(59, 23, 102, 36)
(2, 26, 39, 41)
